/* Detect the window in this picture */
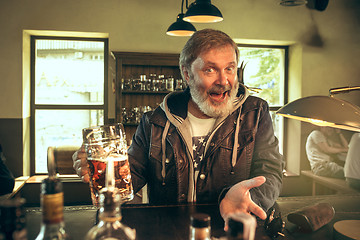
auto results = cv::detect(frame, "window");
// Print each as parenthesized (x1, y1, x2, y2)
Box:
(31, 37, 108, 174)
(238, 45, 288, 153)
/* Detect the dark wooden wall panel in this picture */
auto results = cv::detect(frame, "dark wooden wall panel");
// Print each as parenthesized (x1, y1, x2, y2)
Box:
(0, 118, 24, 177)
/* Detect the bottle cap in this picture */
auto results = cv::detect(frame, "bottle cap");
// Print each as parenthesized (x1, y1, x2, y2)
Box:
(190, 213, 211, 228)
(41, 177, 62, 194)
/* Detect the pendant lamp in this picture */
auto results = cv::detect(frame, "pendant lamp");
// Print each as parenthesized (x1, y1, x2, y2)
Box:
(183, 0, 223, 23)
(276, 86, 360, 132)
(166, 0, 196, 36)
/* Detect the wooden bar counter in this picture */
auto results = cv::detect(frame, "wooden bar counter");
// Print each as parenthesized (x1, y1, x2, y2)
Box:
(24, 194, 360, 240)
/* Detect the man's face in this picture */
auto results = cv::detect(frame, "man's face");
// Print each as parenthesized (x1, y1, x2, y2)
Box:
(185, 44, 238, 118)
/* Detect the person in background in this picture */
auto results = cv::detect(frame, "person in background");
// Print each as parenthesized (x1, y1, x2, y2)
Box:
(73, 29, 284, 222)
(0, 144, 15, 196)
(344, 133, 360, 191)
(306, 126, 348, 178)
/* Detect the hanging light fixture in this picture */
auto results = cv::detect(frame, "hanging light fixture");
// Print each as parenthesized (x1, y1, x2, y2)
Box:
(166, 0, 196, 37)
(183, 0, 223, 23)
(276, 86, 360, 132)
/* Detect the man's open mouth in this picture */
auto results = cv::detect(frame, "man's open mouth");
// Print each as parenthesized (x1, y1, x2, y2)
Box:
(209, 90, 230, 102)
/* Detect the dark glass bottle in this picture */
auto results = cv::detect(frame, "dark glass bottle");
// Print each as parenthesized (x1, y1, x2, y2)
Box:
(227, 217, 244, 240)
(226, 213, 256, 240)
(0, 198, 27, 240)
(35, 177, 71, 240)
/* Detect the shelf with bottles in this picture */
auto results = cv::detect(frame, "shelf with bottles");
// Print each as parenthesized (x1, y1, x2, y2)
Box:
(121, 105, 153, 126)
(121, 73, 186, 94)
(113, 52, 182, 143)
(120, 104, 156, 144)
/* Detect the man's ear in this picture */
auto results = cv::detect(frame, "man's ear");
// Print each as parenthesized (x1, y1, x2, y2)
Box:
(182, 66, 190, 83)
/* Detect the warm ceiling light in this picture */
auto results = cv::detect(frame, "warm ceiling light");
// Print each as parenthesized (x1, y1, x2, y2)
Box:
(166, 0, 196, 37)
(166, 13, 196, 37)
(183, 0, 223, 23)
(276, 86, 360, 132)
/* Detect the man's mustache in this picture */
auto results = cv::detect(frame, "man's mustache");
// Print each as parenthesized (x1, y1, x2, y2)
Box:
(207, 85, 232, 94)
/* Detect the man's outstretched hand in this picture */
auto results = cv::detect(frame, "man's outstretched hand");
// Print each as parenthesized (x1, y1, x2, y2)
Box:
(220, 176, 267, 229)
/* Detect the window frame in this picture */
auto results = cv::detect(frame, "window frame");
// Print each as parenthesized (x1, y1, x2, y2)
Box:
(30, 36, 109, 175)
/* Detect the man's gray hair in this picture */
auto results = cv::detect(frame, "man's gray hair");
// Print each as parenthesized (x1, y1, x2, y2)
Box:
(179, 29, 239, 80)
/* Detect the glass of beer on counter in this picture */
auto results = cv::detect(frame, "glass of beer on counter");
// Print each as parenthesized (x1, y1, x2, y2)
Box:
(82, 123, 134, 207)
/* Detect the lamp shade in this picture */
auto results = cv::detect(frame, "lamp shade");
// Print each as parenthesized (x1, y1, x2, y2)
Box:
(183, 0, 223, 23)
(166, 13, 196, 37)
(276, 96, 360, 132)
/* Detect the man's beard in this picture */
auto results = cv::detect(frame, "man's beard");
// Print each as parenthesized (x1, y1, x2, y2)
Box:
(188, 79, 239, 118)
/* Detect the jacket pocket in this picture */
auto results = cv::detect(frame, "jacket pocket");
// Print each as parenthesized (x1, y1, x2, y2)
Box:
(149, 142, 162, 163)
(237, 129, 254, 149)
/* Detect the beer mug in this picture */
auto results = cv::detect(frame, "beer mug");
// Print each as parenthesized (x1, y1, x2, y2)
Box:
(82, 123, 134, 206)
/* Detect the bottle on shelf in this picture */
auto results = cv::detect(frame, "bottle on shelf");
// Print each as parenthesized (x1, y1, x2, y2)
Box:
(158, 74, 166, 91)
(85, 187, 136, 240)
(166, 76, 174, 91)
(150, 73, 158, 92)
(35, 147, 71, 240)
(175, 78, 184, 91)
(189, 213, 211, 240)
(140, 74, 147, 91)
(0, 198, 28, 240)
(144, 74, 152, 91)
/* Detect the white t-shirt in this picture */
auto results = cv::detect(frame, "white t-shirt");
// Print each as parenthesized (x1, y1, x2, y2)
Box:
(344, 133, 360, 180)
(306, 130, 331, 169)
(187, 112, 216, 137)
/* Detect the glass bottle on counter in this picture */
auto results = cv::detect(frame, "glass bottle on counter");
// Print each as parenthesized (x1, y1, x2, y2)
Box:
(35, 147, 71, 240)
(227, 217, 244, 240)
(189, 213, 211, 240)
(35, 177, 71, 240)
(226, 213, 256, 240)
(0, 198, 27, 240)
(85, 187, 136, 240)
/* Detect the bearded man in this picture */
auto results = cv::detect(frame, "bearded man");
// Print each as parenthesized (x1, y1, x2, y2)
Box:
(74, 29, 284, 222)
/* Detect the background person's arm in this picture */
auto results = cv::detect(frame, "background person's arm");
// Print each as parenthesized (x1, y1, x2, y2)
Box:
(317, 141, 348, 154)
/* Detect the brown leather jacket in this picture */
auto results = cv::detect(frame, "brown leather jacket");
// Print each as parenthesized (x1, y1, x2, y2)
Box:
(128, 86, 284, 211)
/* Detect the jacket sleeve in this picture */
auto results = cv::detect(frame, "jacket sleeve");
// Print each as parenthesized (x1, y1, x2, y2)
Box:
(249, 101, 285, 211)
(127, 113, 152, 194)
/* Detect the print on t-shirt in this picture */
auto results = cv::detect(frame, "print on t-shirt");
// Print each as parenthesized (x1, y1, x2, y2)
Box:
(192, 135, 209, 170)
